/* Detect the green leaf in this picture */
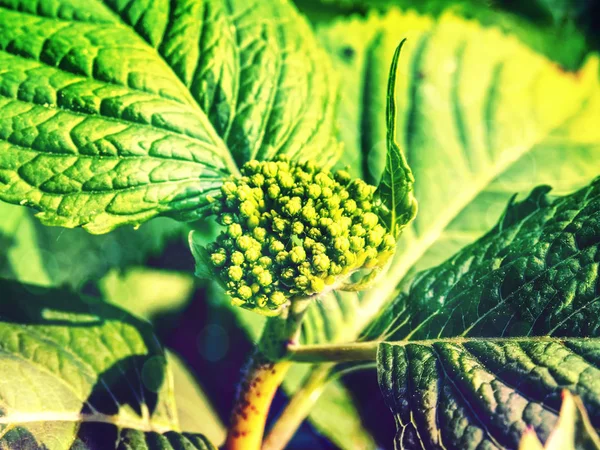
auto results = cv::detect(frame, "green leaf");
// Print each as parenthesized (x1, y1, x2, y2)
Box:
(519, 390, 600, 450)
(0, 202, 184, 288)
(167, 352, 225, 447)
(100, 268, 195, 323)
(315, 9, 600, 334)
(368, 176, 600, 448)
(377, 337, 600, 449)
(0, 277, 217, 449)
(0, 0, 338, 233)
(0, 427, 217, 450)
(365, 178, 600, 342)
(374, 38, 417, 237)
(304, 0, 593, 71)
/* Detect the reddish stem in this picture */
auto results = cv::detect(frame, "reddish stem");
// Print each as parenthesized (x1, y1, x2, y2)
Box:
(225, 356, 292, 450)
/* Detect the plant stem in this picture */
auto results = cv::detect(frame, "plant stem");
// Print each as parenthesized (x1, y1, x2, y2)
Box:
(262, 364, 333, 450)
(225, 355, 292, 450)
(224, 300, 309, 450)
(262, 360, 377, 450)
(286, 342, 378, 363)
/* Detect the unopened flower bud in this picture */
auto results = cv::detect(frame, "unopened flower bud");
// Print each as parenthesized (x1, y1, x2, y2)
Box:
(308, 184, 322, 199)
(269, 239, 285, 254)
(271, 291, 287, 306)
(268, 184, 281, 199)
(290, 246, 306, 263)
(231, 251, 245, 266)
(228, 223, 243, 238)
(240, 200, 256, 217)
(350, 236, 365, 251)
(310, 277, 325, 293)
(313, 254, 330, 272)
(292, 221, 304, 235)
(245, 247, 261, 262)
(228, 266, 243, 282)
(210, 252, 227, 267)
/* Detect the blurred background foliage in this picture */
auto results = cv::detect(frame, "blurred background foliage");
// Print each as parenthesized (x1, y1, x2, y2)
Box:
(1, 0, 599, 448)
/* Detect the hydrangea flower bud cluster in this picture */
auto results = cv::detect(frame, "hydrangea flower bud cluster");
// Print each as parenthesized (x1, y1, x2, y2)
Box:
(207, 157, 396, 314)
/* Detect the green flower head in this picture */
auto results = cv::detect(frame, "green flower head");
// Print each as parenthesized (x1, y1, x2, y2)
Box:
(206, 158, 397, 316)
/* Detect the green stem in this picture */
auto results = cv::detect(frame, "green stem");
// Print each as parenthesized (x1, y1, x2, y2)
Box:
(262, 360, 377, 450)
(224, 300, 309, 450)
(286, 341, 378, 363)
(262, 364, 334, 450)
(259, 342, 376, 449)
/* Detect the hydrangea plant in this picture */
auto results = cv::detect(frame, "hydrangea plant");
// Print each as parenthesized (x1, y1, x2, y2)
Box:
(0, 0, 599, 449)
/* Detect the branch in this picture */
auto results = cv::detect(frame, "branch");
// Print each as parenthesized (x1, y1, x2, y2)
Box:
(286, 341, 378, 363)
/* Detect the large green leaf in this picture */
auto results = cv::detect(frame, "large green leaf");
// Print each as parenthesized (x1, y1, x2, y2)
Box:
(378, 337, 600, 449)
(371, 176, 600, 448)
(0, 0, 338, 233)
(0, 202, 184, 288)
(287, 9, 600, 386)
(314, 9, 600, 340)
(0, 278, 215, 449)
(366, 178, 600, 342)
(301, 0, 594, 70)
(167, 352, 225, 447)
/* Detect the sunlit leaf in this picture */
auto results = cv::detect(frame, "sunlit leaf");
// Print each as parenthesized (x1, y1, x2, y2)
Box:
(0, 278, 215, 449)
(0, 0, 338, 233)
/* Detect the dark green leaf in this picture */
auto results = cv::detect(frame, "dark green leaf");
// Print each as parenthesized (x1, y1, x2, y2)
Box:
(365, 178, 600, 342)
(370, 177, 600, 449)
(113, 429, 216, 450)
(519, 390, 600, 450)
(377, 337, 600, 449)
(0, 0, 338, 233)
(0, 427, 217, 450)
